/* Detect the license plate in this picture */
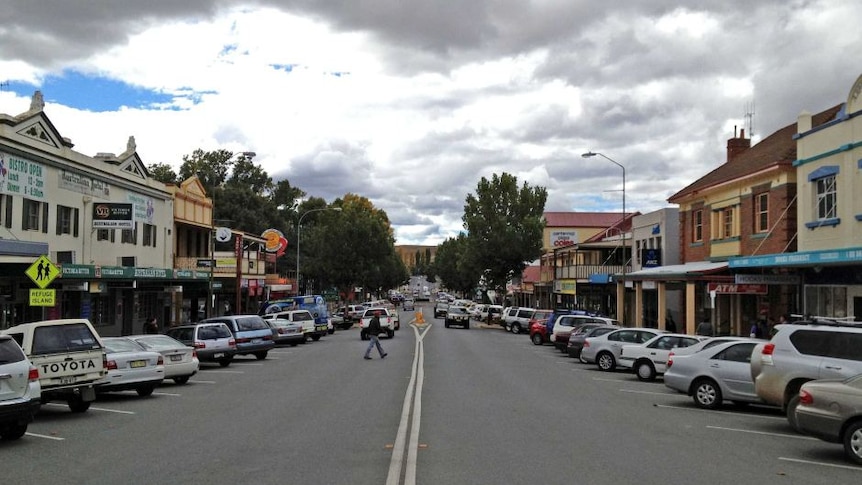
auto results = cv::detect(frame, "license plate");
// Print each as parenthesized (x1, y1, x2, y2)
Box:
(130, 360, 147, 368)
(170, 355, 183, 362)
(60, 376, 76, 385)
(252, 338, 262, 344)
(213, 352, 225, 359)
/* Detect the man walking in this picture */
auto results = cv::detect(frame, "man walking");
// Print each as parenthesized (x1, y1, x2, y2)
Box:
(364, 310, 388, 360)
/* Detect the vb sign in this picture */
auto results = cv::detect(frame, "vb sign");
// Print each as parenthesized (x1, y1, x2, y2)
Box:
(93, 203, 133, 229)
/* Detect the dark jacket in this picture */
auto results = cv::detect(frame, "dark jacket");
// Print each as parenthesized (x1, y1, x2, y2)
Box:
(368, 315, 382, 336)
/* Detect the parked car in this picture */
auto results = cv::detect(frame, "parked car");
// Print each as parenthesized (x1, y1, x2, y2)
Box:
(434, 301, 449, 319)
(1, 319, 106, 413)
(444, 306, 471, 329)
(750, 320, 862, 430)
(664, 339, 764, 409)
(202, 315, 276, 360)
(795, 374, 862, 465)
(0, 335, 40, 440)
(128, 334, 199, 384)
(264, 318, 306, 346)
(346, 305, 367, 322)
(668, 336, 752, 357)
(166, 322, 237, 367)
(504, 307, 537, 334)
(265, 310, 316, 341)
(530, 318, 552, 345)
(550, 312, 614, 351)
(618, 333, 705, 381)
(567, 325, 618, 359)
(96, 337, 165, 397)
(580, 328, 667, 371)
(402, 299, 415, 311)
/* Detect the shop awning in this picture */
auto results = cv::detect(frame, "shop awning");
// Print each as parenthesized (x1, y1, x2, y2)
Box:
(624, 261, 728, 281)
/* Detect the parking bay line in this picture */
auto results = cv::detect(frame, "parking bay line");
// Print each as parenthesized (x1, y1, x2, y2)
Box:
(189, 380, 217, 384)
(203, 370, 245, 374)
(619, 388, 678, 397)
(25, 432, 65, 441)
(152, 392, 181, 397)
(44, 403, 135, 415)
(653, 403, 788, 421)
(706, 425, 818, 440)
(778, 457, 862, 471)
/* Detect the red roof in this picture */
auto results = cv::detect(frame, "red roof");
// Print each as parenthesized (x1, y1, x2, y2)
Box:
(544, 211, 627, 228)
(668, 104, 842, 202)
(521, 265, 541, 283)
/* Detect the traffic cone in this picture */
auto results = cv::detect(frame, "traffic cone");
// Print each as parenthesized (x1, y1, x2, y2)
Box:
(415, 310, 425, 324)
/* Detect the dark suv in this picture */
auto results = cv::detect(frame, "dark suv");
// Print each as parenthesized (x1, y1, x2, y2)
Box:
(751, 319, 862, 430)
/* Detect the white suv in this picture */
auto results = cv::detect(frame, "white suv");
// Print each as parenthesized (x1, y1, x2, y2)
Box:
(503, 307, 536, 334)
(751, 320, 862, 430)
(0, 335, 40, 440)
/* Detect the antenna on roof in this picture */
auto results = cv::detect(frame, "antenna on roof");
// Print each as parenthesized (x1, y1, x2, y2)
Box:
(744, 100, 755, 138)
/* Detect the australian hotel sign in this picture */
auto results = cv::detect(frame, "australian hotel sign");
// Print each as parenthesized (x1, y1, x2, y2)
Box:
(92, 203, 133, 229)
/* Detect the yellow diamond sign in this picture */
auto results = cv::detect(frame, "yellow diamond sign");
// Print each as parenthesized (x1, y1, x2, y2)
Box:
(26, 255, 60, 289)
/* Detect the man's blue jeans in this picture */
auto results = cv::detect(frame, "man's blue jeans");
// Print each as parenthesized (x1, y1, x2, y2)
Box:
(365, 335, 385, 358)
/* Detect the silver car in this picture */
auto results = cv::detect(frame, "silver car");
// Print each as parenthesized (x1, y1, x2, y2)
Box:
(580, 328, 666, 371)
(795, 374, 862, 465)
(664, 339, 764, 409)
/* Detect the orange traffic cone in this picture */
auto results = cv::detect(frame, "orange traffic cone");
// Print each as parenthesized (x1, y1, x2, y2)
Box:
(415, 310, 425, 324)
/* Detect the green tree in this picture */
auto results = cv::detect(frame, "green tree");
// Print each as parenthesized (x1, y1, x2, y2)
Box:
(147, 163, 178, 184)
(462, 173, 547, 297)
(433, 233, 476, 295)
(178, 148, 235, 195)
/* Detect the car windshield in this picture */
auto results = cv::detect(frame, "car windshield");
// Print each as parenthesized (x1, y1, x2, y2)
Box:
(449, 307, 468, 315)
(199, 325, 232, 340)
(236, 316, 268, 330)
(32, 323, 102, 355)
(134, 335, 184, 350)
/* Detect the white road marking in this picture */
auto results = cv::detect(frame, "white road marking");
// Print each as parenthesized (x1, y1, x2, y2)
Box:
(152, 392, 181, 397)
(188, 380, 217, 384)
(619, 388, 678, 397)
(44, 402, 134, 414)
(25, 432, 65, 441)
(592, 376, 628, 382)
(778, 457, 862, 471)
(653, 403, 787, 420)
(203, 370, 245, 374)
(706, 425, 817, 440)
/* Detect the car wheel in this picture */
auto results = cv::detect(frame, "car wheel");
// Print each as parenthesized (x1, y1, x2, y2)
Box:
(68, 396, 91, 413)
(173, 376, 191, 385)
(137, 385, 156, 397)
(596, 352, 616, 371)
(843, 420, 862, 465)
(311, 335, 321, 341)
(361, 332, 368, 341)
(511, 323, 521, 334)
(635, 361, 656, 381)
(255, 351, 268, 360)
(531, 333, 543, 346)
(786, 395, 802, 432)
(692, 378, 722, 410)
(505, 323, 512, 332)
(219, 358, 232, 367)
(0, 423, 28, 440)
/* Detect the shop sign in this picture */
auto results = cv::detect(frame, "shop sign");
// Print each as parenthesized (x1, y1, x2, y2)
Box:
(550, 230, 578, 248)
(734, 274, 800, 285)
(29, 289, 55, 306)
(59, 170, 111, 199)
(554, 279, 577, 295)
(93, 203, 133, 229)
(642, 249, 662, 268)
(0, 153, 45, 199)
(62, 282, 88, 291)
(707, 283, 767, 294)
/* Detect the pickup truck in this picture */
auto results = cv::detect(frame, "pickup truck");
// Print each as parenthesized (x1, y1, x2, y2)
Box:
(359, 308, 396, 340)
(2, 319, 107, 413)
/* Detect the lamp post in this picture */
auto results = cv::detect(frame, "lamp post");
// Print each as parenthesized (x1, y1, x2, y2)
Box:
(296, 207, 342, 295)
(582, 151, 626, 324)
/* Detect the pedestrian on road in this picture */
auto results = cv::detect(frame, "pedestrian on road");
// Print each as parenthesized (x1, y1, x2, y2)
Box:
(364, 310, 388, 360)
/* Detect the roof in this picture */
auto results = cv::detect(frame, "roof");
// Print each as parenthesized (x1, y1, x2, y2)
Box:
(625, 261, 728, 281)
(544, 212, 627, 228)
(521, 265, 541, 283)
(668, 104, 843, 203)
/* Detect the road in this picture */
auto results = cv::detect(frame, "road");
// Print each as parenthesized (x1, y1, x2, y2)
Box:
(3, 302, 860, 484)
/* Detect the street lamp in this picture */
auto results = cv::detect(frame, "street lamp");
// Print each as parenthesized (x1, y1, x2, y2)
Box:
(582, 151, 627, 324)
(296, 207, 342, 295)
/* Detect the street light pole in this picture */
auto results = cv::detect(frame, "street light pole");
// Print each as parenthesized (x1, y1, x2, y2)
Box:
(296, 207, 342, 296)
(582, 151, 627, 324)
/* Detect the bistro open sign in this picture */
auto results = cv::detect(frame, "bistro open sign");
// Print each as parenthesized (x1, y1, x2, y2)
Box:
(92, 203, 133, 229)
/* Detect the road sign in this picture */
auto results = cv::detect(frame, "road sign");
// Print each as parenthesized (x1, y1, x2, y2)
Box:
(29, 289, 56, 306)
(25, 255, 60, 289)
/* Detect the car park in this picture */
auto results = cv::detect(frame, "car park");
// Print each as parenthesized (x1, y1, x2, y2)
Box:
(618, 333, 705, 381)
(664, 339, 764, 409)
(580, 328, 666, 371)
(264, 318, 306, 346)
(128, 334, 199, 384)
(202, 315, 276, 359)
(795, 374, 862, 465)
(166, 322, 237, 367)
(444, 306, 471, 329)
(567, 325, 618, 359)
(750, 319, 862, 430)
(434, 301, 449, 319)
(0, 335, 40, 441)
(96, 337, 165, 397)
(2, 319, 106, 413)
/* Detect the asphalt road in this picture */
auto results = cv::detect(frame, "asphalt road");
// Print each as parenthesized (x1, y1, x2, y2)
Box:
(3, 303, 861, 484)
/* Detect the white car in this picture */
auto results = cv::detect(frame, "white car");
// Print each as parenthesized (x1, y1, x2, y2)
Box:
(128, 334, 199, 384)
(96, 337, 165, 396)
(580, 328, 667, 371)
(0, 335, 40, 440)
(618, 333, 705, 381)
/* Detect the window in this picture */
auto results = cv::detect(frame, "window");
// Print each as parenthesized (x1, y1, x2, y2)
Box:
(97, 229, 115, 242)
(815, 175, 837, 220)
(0, 195, 11, 228)
(755, 193, 769, 233)
(55, 251, 74, 264)
(142, 223, 157, 247)
(121, 222, 138, 244)
(713, 207, 735, 239)
(692, 210, 703, 242)
(22, 198, 47, 232)
(56, 205, 80, 236)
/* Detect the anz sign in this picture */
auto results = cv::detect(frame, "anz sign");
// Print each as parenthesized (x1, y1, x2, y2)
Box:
(642, 249, 662, 268)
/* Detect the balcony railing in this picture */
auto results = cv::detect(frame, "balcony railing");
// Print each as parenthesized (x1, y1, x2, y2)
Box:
(552, 264, 627, 281)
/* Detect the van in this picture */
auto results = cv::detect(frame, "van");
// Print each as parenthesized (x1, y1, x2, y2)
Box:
(1, 319, 106, 413)
(202, 315, 275, 360)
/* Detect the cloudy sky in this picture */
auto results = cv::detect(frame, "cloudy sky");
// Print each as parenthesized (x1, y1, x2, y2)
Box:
(1, 1, 860, 245)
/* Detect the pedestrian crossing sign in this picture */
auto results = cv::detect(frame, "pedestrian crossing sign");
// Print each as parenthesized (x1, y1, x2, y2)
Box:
(26, 255, 60, 289)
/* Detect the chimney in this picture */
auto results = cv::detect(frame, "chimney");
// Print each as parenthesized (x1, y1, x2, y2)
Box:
(727, 126, 751, 162)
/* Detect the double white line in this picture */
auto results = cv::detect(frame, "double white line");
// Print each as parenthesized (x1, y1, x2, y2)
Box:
(386, 323, 431, 485)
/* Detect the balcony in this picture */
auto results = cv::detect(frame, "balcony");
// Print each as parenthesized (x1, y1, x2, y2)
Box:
(554, 264, 627, 281)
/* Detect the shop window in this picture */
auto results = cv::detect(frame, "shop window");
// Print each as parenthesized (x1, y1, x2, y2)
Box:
(804, 285, 847, 318)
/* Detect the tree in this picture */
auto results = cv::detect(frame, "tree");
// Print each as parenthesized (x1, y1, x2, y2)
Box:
(178, 148, 235, 196)
(148, 163, 178, 185)
(433, 233, 476, 296)
(462, 173, 547, 297)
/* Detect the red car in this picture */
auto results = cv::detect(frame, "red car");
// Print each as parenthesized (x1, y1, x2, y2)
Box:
(529, 310, 553, 345)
